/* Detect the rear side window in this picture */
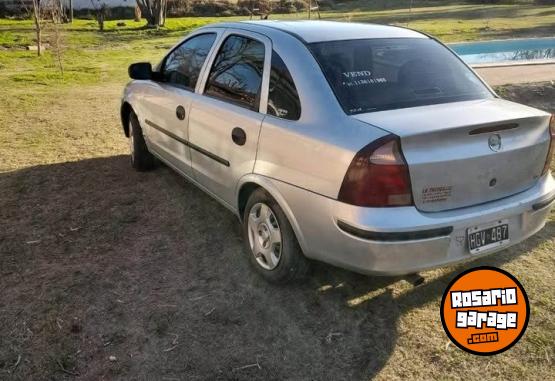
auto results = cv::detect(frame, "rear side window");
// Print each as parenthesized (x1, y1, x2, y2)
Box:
(268, 51, 301, 120)
(205, 35, 265, 111)
(163, 33, 216, 91)
(309, 38, 492, 114)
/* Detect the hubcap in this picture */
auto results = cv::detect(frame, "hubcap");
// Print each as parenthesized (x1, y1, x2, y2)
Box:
(247, 203, 282, 270)
(129, 120, 134, 162)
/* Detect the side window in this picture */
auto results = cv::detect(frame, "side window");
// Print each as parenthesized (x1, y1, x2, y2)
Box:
(267, 51, 301, 120)
(163, 33, 216, 91)
(204, 35, 265, 111)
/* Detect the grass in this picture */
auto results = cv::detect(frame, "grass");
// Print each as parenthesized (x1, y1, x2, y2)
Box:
(0, 2, 554, 379)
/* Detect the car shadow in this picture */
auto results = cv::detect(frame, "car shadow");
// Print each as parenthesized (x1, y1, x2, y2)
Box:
(0, 155, 551, 380)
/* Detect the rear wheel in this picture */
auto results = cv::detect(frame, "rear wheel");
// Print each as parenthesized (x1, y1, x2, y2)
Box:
(243, 188, 310, 283)
(129, 110, 155, 171)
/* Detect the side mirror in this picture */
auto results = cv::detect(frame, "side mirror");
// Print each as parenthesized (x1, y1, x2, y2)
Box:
(128, 62, 153, 80)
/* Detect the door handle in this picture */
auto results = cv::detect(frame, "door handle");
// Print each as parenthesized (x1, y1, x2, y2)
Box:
(176, 105, 186, 120)
(231, 127, 247, 146)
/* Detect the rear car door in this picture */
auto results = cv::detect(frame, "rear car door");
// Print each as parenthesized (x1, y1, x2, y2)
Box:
(140, 32, 219, 176)
(187, 30, 271, 207)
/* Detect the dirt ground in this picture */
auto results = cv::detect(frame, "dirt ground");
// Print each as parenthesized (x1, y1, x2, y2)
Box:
(0, 83, 554, 380)
(476, 64, 555, 86)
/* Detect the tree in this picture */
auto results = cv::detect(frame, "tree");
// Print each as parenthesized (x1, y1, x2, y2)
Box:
(90, 1, 108, 31)
(21, 0, 65, 65)
(21, 0, 43, 56)
(48, 0, 65, 77)
(136, 0, 167, 27)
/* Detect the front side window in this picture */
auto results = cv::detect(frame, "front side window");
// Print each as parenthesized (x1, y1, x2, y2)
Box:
(268, 51, 301, 120)
(309, 38, 493, 114)
(205, 35, 265, 111)
(163, 33, 216, 91)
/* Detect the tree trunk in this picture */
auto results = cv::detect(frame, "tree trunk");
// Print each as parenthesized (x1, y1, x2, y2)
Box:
(35, 24, 41, 56)
(136, 0, 154, 26)
(32, 0, 41, 56)
(136, 0, 166, 27)
(58, 0, 64, 22)
(134, 5, 141, 22)
(98, 13, 104, 31)
(153, 0, 165, 27)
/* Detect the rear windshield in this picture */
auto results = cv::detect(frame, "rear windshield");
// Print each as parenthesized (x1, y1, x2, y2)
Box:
(309, 38, 493, 114)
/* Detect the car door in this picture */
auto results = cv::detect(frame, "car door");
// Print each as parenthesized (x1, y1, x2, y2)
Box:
(140, 31, 220, 176)
(187, 30, 272, 208)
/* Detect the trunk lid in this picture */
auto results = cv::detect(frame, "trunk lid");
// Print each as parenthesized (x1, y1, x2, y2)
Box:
(352, 99, 551, 212)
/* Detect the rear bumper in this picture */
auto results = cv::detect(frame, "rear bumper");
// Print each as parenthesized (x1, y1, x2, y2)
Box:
(272, 173, 555, 276)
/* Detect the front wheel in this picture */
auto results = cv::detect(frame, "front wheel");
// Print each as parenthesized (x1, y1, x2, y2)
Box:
(129, 110, 155, 171)
(243, 189, 310, 283)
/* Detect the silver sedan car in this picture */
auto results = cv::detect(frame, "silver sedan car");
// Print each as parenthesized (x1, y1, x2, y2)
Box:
(121, 21, 555, 282)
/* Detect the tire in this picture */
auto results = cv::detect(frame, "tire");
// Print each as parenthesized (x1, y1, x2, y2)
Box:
(129, 110, 156, 171)
(243, 188, 310, 283)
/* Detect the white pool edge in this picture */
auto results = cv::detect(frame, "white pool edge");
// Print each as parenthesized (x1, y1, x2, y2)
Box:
(448, 36, 555, 45)
(470, 59, 555, 68)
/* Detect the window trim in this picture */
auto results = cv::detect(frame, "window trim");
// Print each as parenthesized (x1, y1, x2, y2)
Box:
(158, 31, 220, 93)
(266, 50, 302, 121)
(198, 29, 272, 114)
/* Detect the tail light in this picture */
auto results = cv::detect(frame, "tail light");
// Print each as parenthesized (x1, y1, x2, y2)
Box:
(338, 134, 413, 207)
(542, 115, 555, 175)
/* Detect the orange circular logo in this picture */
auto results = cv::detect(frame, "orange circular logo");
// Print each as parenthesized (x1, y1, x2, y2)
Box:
(440, 266, 529, 355)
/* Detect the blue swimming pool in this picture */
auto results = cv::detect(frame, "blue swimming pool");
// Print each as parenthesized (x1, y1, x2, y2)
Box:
(449, 37, 555, 65)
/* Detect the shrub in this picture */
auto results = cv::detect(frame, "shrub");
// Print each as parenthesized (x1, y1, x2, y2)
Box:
(317, 0, 335, 11)
(237, 6, 252, 16)
(274, 0, 299, 13)
(73, 6, 134, 20)
(294, 0, 307, 11)
(0, 2, 31, 18)
(167, 0, 192, 17)
(190, 0, 238, 17)
(235, 0, 276, 16)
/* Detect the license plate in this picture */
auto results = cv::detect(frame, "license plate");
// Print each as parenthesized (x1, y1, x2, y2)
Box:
(467, 220, 510, 254)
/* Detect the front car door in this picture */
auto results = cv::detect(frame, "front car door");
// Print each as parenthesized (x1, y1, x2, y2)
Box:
(140, 30, 221, 176)
(187, 30, 272, 208)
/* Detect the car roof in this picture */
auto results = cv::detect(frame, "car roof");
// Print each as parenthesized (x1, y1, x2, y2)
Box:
(208, 20, 428, 43)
